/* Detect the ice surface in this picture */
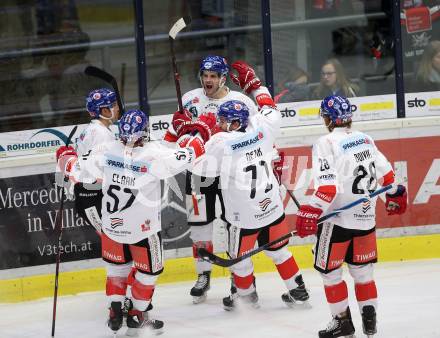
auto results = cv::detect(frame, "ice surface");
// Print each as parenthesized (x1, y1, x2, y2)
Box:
(1, 259, 439, 338)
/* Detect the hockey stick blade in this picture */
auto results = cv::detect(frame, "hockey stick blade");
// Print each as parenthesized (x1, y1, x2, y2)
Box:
(84, 66, 125, 114)
(169, 16, 191, 39)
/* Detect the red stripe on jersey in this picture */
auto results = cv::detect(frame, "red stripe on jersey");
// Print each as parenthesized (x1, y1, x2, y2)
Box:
(106, 276, 127, 296)
(192, 241, 213, 258)
(131, 280, 155, 302)
(127, 267, 136, 286)
(315, 185, 336, 203)
(355, 281, 377, 302)
(324, 281, 348, 304)
(381, 170, 395, 186)
(255, 93, 275, 108)
(163, 131, 178, 142)
(275, 256, 299, 280)
(192, 193, 200, 215)
(234, 274, 255, 290)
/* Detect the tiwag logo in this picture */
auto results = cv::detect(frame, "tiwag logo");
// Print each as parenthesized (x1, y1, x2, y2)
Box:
(231, 131, 264, 151)
(0, 128, 68, 154)
(259, 198, 272, 211)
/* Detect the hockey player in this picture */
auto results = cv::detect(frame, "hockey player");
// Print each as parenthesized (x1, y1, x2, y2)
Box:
(295, 95, 407, 338)
(74, 87, 120, 232)
(193, 100, 310, 310)
(164, 55, 276, 304)
(56, 109, 208, 336)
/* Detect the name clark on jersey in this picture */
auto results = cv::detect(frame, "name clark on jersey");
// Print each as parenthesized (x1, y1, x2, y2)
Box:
(112, 173, 135, 186)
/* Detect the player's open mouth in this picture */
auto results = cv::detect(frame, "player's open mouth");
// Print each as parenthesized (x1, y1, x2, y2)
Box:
(205, 84, 213, 90)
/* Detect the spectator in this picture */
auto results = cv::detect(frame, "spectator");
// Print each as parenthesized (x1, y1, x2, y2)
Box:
(274, 66, 310, 103)
(312, 58, 359, 99)
(414, 40, 440, 92)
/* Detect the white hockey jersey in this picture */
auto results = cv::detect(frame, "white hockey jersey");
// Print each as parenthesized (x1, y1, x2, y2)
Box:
(311, 128, 393, 230)
(76, 119, 116, 155)
(71, 140, 194, 244)
(182, 87, 258, 120)
(194, 108, 283, 229)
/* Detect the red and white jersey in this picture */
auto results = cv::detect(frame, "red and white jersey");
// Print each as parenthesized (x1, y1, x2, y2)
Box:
(71, 140, 194, 244)
(194, 108, 283, 229)
(311, 128, 393, 230)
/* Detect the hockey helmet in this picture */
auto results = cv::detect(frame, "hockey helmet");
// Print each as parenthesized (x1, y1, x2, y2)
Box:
(118, 109, 149, 144)
(217, 100, 250, 130)
(86, 88, 117, 119)
(320, 95, 352, 125)
(199, 55, 229, 78)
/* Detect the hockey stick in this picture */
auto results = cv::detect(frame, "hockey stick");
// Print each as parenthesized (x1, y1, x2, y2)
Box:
(51, 126, 77, 337)
(169, 16, 191, 113)
(198, 184, 393, 268)
(285, 186, 301, 209)
(84, 66, 125, 114)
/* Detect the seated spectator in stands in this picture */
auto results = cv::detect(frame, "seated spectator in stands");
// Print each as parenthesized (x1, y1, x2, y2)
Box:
(274, 66, 310, 103)
(414, 40, 440, 92)
(311, 58, 359, 99)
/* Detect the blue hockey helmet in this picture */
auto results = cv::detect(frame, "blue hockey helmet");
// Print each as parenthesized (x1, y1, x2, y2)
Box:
(320, 95, 352, 125)
(86, 88, 117, 118)
(199, 55, 229, 77)
(217, 100, 250, 130)
(118, 109, 149, 144)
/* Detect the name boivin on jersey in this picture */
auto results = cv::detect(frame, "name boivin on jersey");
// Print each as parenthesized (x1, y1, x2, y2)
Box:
(312, 128, 393, 230)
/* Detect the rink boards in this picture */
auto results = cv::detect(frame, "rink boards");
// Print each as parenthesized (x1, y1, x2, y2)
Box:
(1, 115, 440, 302)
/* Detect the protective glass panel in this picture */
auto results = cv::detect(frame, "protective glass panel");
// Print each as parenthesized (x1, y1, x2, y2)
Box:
(402, 0, 440, 117)
(0, 2, 135, 132)
(143, 0, 264, 117)
(271, 0, 397, 125)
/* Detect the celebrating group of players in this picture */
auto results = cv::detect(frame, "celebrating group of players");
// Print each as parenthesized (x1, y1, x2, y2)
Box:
(56, 55, 407, 338)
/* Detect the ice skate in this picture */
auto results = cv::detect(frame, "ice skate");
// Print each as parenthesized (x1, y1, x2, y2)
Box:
(122, 297, 133, 318)
(281, 275, 310, 308)
(190, 271, 211, 304)
(318, 307, 356, 338)
(126, 309, 164, 336)
(240, 290, 260, 309)
(107, 301, 123, 335)
(222, 276, 238, 311)
(362, 305, 377, 337)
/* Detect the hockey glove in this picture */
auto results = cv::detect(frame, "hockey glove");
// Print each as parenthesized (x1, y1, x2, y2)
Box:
(385, 185, 407, 215)
(186, 136, 205, 162)
(172, 108, 193, 135)
(230, 61, 261, 94)
(176, 134, 192, 148)
(177, 112, 216, 142)
(56, 146, 77, 176)
(296, 205, 323, 238)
